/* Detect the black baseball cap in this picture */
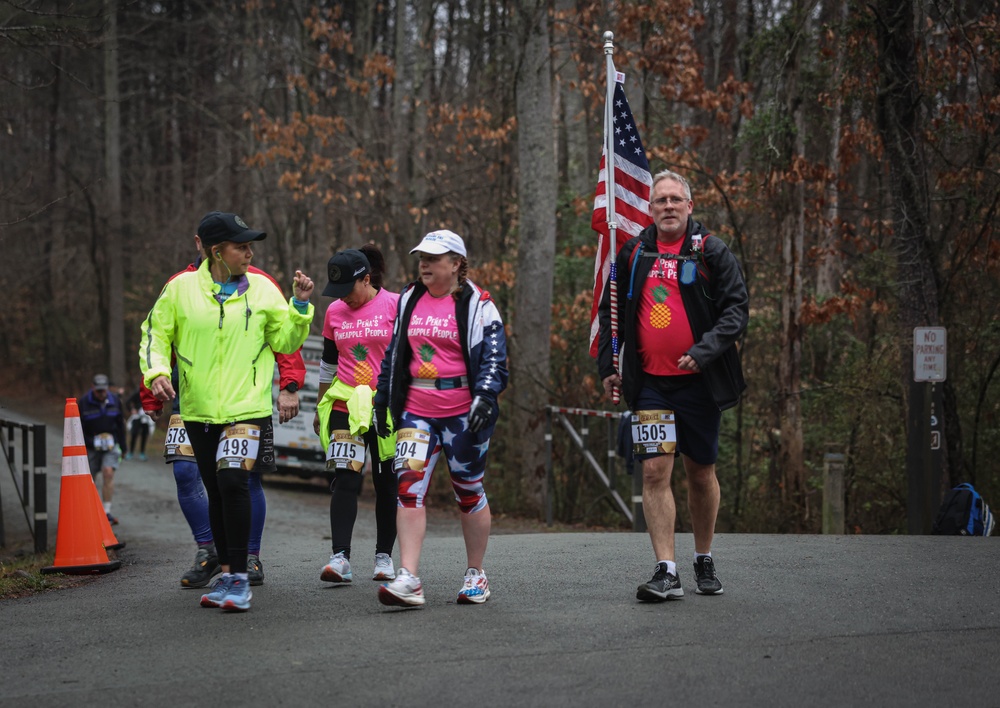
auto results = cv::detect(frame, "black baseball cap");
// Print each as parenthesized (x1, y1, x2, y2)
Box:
(197, 211, 267, 247)
(323, 249, 371, 298)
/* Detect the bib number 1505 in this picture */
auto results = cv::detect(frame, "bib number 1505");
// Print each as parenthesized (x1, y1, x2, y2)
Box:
(631, 410, 677, 456)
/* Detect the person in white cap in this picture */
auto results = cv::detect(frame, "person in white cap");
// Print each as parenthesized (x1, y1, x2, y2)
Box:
(373, 229, 509, 608)
(78, 373, 127, 525)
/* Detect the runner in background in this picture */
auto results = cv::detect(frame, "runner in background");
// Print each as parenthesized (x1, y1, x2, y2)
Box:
(78, 373, 126, 525)
(313, 245, 399, 585)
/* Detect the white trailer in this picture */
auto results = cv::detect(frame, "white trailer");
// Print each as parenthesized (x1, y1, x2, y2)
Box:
(271, 335, 327, 480)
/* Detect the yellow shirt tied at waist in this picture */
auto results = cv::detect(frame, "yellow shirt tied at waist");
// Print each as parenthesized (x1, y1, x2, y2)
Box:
(316, 378, 396, 462)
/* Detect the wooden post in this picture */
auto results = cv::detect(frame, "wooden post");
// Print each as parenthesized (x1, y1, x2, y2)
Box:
(545, 408, 553, 528)
(822, 448, 845, 534)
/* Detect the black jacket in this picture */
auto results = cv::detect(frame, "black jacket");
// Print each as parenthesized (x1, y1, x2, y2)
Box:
(77, 390, 127, 451)
(597, 218, 749, 411)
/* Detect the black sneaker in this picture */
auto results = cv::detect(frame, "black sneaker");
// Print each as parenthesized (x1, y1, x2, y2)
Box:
(181, 545, 221, 588)
(247, 554, 264, 586)
(693, 556, 724, 595)
(636, 564, 684, 602)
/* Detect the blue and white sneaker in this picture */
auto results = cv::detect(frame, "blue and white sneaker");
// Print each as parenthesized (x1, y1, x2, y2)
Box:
(200, 574, 233, 608)
(220, 577, 253, 612)
(321, 551, 352, 583)
(457, 567, 490, 604)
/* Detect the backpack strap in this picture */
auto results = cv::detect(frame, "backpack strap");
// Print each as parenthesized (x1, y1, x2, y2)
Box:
(626, 241, 645, 300)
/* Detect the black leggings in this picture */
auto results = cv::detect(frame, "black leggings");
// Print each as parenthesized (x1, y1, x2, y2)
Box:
(129, 419, 149, 454)
(328, 411, 397, 559)
(185, 417, 269, 573)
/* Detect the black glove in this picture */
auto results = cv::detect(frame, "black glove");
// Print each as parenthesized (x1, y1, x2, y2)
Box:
(373, 406, 389, 437)
(468, 395, 492, 433)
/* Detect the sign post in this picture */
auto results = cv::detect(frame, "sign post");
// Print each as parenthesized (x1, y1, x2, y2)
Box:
(908, 327, 946, 534)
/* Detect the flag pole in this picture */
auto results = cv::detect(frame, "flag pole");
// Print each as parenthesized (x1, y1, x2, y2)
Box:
(603, 30, 621, 404)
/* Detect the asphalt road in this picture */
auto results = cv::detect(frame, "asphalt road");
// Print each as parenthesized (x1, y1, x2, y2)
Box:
(2, 400, 998, 707)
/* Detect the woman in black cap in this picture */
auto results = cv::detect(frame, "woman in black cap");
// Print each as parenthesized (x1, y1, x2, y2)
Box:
(313, 244, 399, 585)
(140, 211, 314, 613)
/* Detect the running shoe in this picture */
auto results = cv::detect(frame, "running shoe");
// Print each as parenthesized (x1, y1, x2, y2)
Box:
(372, 553, 396, 581)
(378, 567, 425, 607)
(636, 564, 684, 602)
(200, 575, 233, 608)
(106, 512, 119, 526)
(247, 554, 264, 586)
(139, 453, 147, 461)
(320, 551, 352, 583)
(220, 577, 253, 612)
(181, 545, 221, 588)
(693, 556, 724, 595)
(457, 567, 491, 604)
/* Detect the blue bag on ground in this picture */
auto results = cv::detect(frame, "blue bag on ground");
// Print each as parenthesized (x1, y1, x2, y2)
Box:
(932, 483, 996, 536)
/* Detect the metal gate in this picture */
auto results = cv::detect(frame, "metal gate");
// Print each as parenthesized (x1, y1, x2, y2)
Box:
(544, 406, 644, 530)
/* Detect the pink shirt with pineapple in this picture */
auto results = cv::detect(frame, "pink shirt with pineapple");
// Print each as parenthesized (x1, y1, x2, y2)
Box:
(405, 292, 472, 418)
(323, 287, 399, 411)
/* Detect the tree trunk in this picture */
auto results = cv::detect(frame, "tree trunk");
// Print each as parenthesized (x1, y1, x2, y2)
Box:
(104, 0, 126, 387)
(511, 0, 557, 516)
(816, 0, 845, 301)
(554, 0, 590, 197)
(872, 0, 945, 531)
(776, 0, 806, 527)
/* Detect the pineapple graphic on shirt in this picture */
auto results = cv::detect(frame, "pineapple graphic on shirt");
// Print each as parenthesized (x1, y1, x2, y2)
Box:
(352, 343, 374, 385)
(649, 284, 672, 328)
(417, 344, 439, 378)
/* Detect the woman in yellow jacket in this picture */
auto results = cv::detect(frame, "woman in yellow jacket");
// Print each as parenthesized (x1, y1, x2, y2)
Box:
(140, 211, 314, 612)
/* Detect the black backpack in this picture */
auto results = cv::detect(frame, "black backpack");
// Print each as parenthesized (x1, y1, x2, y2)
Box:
(932, 483, 996, 536)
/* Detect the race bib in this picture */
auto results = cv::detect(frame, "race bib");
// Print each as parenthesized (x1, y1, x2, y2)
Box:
(94, 432, 115, 451)
(326, 430, 366, 472)
(631, 410, 677, 455)
(393, 428, 431, 473)
(164, 415, 195, 459)
(215, 423, 261, 471)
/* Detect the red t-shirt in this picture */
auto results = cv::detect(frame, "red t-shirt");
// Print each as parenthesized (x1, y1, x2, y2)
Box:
(635, 238, 697, 377)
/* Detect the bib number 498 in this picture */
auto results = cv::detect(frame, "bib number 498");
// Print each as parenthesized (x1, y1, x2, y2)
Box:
(215, 423, 261, 471)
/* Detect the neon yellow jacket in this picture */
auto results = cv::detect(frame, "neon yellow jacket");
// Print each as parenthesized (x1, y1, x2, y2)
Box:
(316, 378, 396, 462)
(139, 260, 314, 424)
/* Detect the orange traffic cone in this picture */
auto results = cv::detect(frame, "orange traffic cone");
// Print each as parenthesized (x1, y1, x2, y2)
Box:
(41, 398, 122, 575)
(90, 482, 126, 550)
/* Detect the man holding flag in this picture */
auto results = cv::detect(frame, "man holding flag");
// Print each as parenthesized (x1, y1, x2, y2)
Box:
(592, 35, 749, 602)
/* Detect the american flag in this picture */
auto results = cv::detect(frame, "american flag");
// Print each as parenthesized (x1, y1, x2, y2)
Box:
(589, 71, 653, 358)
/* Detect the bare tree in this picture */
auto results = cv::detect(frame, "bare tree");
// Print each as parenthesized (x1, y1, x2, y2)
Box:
(511, 0, 557, 514)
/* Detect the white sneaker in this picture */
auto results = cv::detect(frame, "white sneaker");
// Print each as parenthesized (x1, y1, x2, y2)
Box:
(320, 551, 352, 583)
(457, 567, 490, 604)
(373, 552, 396, 581)
(378, 567, 425, 607)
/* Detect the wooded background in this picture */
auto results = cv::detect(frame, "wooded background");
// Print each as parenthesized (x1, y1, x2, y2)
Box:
(2, 0, 998, 533)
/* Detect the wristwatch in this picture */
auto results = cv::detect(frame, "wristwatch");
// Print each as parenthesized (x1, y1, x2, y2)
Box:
(282, 382, 300, 394)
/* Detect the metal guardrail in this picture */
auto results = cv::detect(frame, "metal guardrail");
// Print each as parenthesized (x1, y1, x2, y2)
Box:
(1, 415, 48, 553)
(544, 406, 641, 529)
